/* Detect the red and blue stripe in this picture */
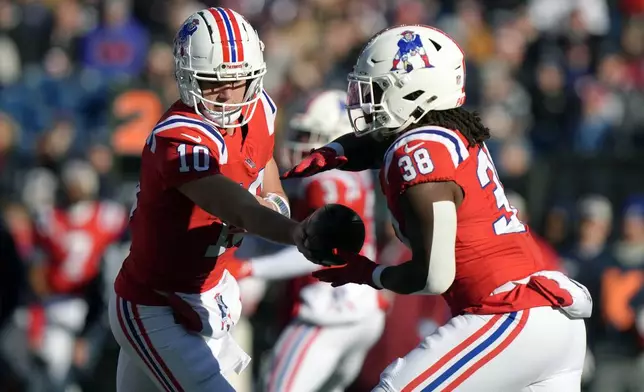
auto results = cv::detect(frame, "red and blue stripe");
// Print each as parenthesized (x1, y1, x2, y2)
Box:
(116, 296, 184, 392)
(267, 324, 321, 392)
(402, 310, 529, 391)
(208, 8, 245, 63)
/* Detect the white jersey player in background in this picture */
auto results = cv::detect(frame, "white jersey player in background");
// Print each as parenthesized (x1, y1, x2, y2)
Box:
(230, 90, 386, 392)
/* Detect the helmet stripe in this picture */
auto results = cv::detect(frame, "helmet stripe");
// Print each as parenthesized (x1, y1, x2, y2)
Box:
(208, 8, 231, 62)
(222, 8, 245, 62)
(214, 8, 237, 62)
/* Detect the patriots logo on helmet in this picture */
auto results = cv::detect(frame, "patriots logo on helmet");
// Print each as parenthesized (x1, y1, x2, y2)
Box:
(391, 30, 433, 72)
(176, 18, 200, 56)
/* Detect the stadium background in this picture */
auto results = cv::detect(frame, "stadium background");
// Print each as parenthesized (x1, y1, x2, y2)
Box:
(1, 0, 644, 391)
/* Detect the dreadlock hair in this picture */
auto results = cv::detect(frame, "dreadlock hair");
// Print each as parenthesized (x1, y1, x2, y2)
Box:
(415, 107, 491, 147)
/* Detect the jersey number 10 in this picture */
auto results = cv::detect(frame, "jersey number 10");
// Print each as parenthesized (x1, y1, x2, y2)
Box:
(178, 144, 210, 172)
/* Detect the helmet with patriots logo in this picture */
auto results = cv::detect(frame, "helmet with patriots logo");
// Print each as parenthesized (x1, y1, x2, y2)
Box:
(347, 25, 466, 137)
(281, 90, 353, 168)
(173, 8, 267, 128)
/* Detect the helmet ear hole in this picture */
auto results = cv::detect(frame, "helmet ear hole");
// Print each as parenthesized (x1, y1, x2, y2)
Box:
(402, 90, 424, 101)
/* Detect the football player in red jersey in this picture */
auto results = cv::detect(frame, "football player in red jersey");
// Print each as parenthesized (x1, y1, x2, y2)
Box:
(108, 8, 303, 392)
(29, 160, 127, 391)
(284, 25, 593, 391)
(229, 90, 386, 392)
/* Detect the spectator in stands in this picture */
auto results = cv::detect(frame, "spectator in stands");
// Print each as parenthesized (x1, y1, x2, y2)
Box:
(590, 195, 644, 392)
(560, 196, 613, 383)
(0, 112, 26, 201)
(529, 60, 581, 152)
(0, 0, 20, 86)
(82, 0, 148, 80)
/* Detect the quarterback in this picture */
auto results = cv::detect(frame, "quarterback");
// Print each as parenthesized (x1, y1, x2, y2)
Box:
(108, 8, 300, 392)
(285, 25, 593, 391)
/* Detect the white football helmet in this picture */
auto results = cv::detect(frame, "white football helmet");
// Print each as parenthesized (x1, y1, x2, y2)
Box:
(347, 25, 466, 137)
(282, 90, 352, 168)
(173, 8, 267, 128)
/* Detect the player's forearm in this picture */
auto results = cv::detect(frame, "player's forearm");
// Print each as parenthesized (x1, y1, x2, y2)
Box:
(250, 246, 320, 279)
(180, 175, 297, 245)
(259, 159, 291, 216)
(377, 260, 429, 294)
(328, 133, 383, 171)
(260, 158, 287, 199)
(376, 197, 456, 295)
(237, 202, 298, 245)
(221, 200, 297, 245)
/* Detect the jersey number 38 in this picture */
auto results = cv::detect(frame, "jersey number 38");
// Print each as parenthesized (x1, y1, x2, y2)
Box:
(397, 145, 525, 236)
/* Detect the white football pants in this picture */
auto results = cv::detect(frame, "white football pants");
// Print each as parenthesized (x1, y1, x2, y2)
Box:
(108, 291, 244, 392)
(263, 311, 385, 392)
(373, 306, 586, 392)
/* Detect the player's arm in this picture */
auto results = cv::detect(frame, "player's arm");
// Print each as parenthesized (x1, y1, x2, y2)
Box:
(179, 175, 297, 245)
(28, 215, 52, 297)
(155, 133, 298, 245)
(376, 181, 459, 294)
(370, 137, 463, 294)
(258, 157, 290, 217)
(313, 182, 459, 294)
(281, 133, 386, 179)
(247, 246, 320, 279)
(328, 132, 387, 171)
(313, 135, 462, 294)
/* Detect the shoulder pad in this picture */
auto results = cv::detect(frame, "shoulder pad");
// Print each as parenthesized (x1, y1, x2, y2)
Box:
(383, 126, 470, 185)
(147, 115, 228, 164)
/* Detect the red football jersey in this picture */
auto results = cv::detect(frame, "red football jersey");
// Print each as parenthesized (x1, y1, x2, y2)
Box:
(288, 170, 381, 316)
(115, 92, 277, 305)
(33, 201, 127, 294)
(380, 125, 549, 315)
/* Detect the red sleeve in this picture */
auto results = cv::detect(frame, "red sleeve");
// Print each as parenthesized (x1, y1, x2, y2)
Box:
(385, 139, 458, 195)
(152, 132, 222, 189)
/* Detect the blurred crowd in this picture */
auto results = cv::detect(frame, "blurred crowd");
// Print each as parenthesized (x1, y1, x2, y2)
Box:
(0, 0, 644, 391)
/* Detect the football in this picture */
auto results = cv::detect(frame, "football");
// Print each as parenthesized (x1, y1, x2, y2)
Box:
(303, 204, 365, 266)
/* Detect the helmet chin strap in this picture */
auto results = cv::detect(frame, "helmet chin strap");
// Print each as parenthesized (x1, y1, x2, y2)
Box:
(381, 95, 438, 137)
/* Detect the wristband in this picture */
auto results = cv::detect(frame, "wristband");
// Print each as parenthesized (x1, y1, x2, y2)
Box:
(264, 193, 290, 218)
(325, 142, 345, 156)
(372, 265, 388, 289)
